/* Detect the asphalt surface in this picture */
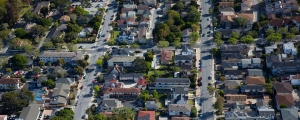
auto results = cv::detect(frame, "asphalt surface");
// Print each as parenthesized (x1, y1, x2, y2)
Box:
(198, 0, 215, 119)
(73, 0, 116, 119)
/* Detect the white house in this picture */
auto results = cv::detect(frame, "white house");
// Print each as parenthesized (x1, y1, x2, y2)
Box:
(98, 99, 123, 112)
(0, 78, 20, 90)
(107, 56, 143, 67)
(168, 104, 191, 117)
(290, 74, 300, 86)
(39, 52, 83, 65)
(78, 28, 93, 38)
(117, 30, 135, 44)
(224, 70, 243, 80)
(181, 44, 194, 55)
(148, 78, 190, 90)
(128, 11, 136, 18)
(241, 58, 261, 68)
(283, 42, 297, 55)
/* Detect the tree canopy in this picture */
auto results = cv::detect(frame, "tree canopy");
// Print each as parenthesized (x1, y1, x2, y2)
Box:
(12, 54, 28, 68)
(240, 35, 254, 44)
(2, 88, 34, 113)
(266, 33, 282, 43)
(132, 57, 149, 73)
(112, 107, 135, 120)
(157, 41, 170, 48)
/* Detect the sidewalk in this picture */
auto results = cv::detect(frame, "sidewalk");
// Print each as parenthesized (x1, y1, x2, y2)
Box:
(195, 48, 201, 112)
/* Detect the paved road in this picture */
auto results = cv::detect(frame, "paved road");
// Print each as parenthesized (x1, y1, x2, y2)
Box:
(198, 0, 215, 119)
(73, 1, 116, 120)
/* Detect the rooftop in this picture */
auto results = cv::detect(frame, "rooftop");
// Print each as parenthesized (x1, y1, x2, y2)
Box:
(155, 78, 190, 83)
(108, 56, 143, 62)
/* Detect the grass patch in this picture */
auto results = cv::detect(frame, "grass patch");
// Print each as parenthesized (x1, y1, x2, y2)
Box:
(109, 31, 120, 41)
(155, 111, 161, 115)
(148, 70, 165, 76)
(188, 99, 195, 106)
(157, 101, 163, 108)
(189, 91, 196, 95)
(19, 6, 31, 17)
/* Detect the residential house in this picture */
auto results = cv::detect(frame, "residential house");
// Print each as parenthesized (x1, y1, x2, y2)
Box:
(59, 15, 70, 23)
(103, 88, 141, 99)
(137, 5, 149, 14)
(273, 82, 293, 95)
(290, 74, 300, 85)
(283, 42, 297, 55)
(181, 28, 192, 42)
(220, 44, 250, 54)
(169, 87, 189, 104)
(220, 13, 254, 29)
(181, 44, 194, 55)
(225, 111, 270, 119)
(246, 76, 265, 85)
(149, 78, 190, 90)
(107, 56, 143, 67)
(33, 1, 50, 14)
(220, 7, 235, 15)
(240, 85, 266, 95)
(98, 99, 123, 112)
(119, 73, 143, 82)
(266, 55, 280, 68)
(139, 0, 156, 7)
(145, 101, 159, 110)
(55, 78, 75, 85)
(168, 104, 191, 117)
(107, 65, 125, 75)
(48, 24, 67, 38)
(223, 80, 241, 89)
(18, 102, 43, 120)
(37, 76, 47, 87)
(142, 9, 152, 18)
(140, 17, 150, 24)
(268, 18, 291, 30)
(247, 69, 263, 76)
(174, 55, 193, 65)
(0, 115, 7, 120)
(271, 62, 300, 75)
(0, 78, 20, 90)
(256, 100, 275, 119)
(241, 0, 253, 11)
(24, 23, 36, 32)
(138, 111, 155, 120)
(101, 79, 124, 92)
(219, 2, 234, 8)
(241, 58, 261, 68)
(125, 18, 135, 25)
(160, 50, 173, 64)
(171, 117, 190, 120)
(265, 45, 277, 54)
(292, 16, 300, 29)
(123, 1, 137, 8)
(236, 13, 255, 28)
(163, 1, 172, 14)
(224, 70, 243, 80)
(136, 78, 147, 90)
(280, 108, 299, 120)
(110, 48, 131, 56)
(39, 52, 83, 65)
(225, 94, 247, 104)
(128, 11, 136, 18)
(78, 28, 93, 38)
(117, 29, 136, 44)
(265, 0, 299, 14)
(77, 15, 93, 24)
(117, 20, 125, 25)
(224, 89, 240, 94)
(137, 25, 147, 43)
(221, 62, 239, 70)
(172, 94, 188, 104)
(275, 94, 294, 110)
(50, 83, 70, 106)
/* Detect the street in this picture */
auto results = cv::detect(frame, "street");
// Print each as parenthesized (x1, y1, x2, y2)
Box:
(198, 0, 215, 119)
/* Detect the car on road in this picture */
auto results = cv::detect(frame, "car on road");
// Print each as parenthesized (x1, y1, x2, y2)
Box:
(200, 113, 203, 117)
(199, 68, 202, 72)
(78, 46, 83, 49)
(197, 82, 202, 87)
(202, 33, 205, 37)
(110, 18, 113, 20)
(102, 34, 105, 37)
(80, 86, 84, 89)
(208, 75, 211, 79)
(122, 100, 126, 102)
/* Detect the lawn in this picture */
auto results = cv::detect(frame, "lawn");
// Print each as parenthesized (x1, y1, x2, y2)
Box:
(19, 6, 31, 17)
(109, 31, 120, 41)
(157, 101, 164, 109)
(148, 70, 165, 77)
(189, 91, 196, 95)
(188, 99, 195, 106)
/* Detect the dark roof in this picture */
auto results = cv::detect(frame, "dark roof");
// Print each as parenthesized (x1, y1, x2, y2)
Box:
(222, 62, 238, 68)
(220, 44, 250, 53)
(49, 24, 67, 38)
(118, 24, 128, 28)
(281, 108, 299, 120)
(181, 44, 192, 52)
(119, 73, 143, 78)
(111, 49, 130, 56)
(221, 53, 245, 61)
(273, 82, 293, 94)
(100, 99, 119, 108)
(137, 5, 148, 10)
(256, 100, 268, 108)
(220, 29, 240, 36)
(174, 55, 193, 60)
(173, 87, 189, 94)
(247, 69, 263, 76)
(181, 28, 192, 36)
(224, 80, 240, 87)
(156, 78, 190, 83)
(37, 77, 47, 84)
(255, 52, 262, 58)
(272, 62, 300, 68)
(220, 7, 235, 12)
(224, 89, 239, 94)
(33, 1, 50, 14)
(258, 109, 275, 118)
(266, 55, 280, 63)
(242, 85, 264, 90)
(224, 70, 242, 75)
(174, 94, 188, 104)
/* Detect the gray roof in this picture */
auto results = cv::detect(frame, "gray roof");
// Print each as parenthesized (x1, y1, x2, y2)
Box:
(173, 87, 189, 94)
(49, 24, 67, 38)
(222, 62, 238, 68)
(33, 1, 50, 14)
(37, 76, 47, 84)
(243, 85, 264, 90)
(222, 53, 245, 60)
(174, 94, 188, 104)
(168, 104, 191, 112)
(108, 56, 143, 62)
(55, 78, 75, 85)
(224, 89, 239, 94)
(52, 83, 70, 97)
(266, 55, 280, 63)
(182, 28, 192, 36)
(181, 44, 193, 53)
(100, 99, 120, 108)
(220, 44, 250, 53)
(19, 103, 41, 120)
(256, 100, 268, 108)
(224, 70, 242, 75)
(138, 26, 147, 39)
(39, 52, 81, 58)
(145, 101, 158, 109)
(258, 109, 275, 118)
(174, 55, 193, 60)
(224, 80, 241, 87)
(119, 73, 143, 78)
(247, 69, 263, 76)
(281, 108, 299, 120)
(156, 78, 190, 83)
(272, 62, 300, 68)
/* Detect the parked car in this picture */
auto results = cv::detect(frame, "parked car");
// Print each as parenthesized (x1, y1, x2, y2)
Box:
(80, 86, 84, 89)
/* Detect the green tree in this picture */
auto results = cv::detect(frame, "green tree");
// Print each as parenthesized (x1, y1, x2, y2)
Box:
(73, 6, 89, 15)
(240, 35, 254, 44)
(286, 33, 295, 41)
(55, 108, 74, 120)
(260, 14, 266, 21)
(266, 28, 275, 36)
(140, 90, 150, 102)
(93, 85, 100, 93)
(67, 43, 78, 52)
(191, 24, 200, 32)
(57, 58, 66, 66)
(214, 31, 222, 39)
(92, 113, 107, 120)
(152, 90, 158, 99)
(247, 30, 258, 38)
(230, 31, 239, 39)
(189, 32, 200, 45)
(252, 22, 260, 31)
(234, 17, 248, 28)
(95, 57, 103, 66)
(144, 52, 154, 62)
(74, 66, 84, 76)
(290, 27, 299, 34)
(191, 106, 198, 117)
(39, 61, 45, 67)
(43, 41, 54, 49)
(211, 48, 219, 56)
(14, 28, 27, 38)
(54, 0, 71, 13)
(33, 67, 40, 74)
(214, 39, 224, 47)
(157, 41, 170, 49)
(11, 54, 28, 68)
(172, 2, 184, 11)
(112, 107, 135, 120)
(41, 79, 55, 88)
(4, 0, 20, 26)
(40, 6, 49, 17)
(77, 59, 89, 68)
(208, 8, 213, 14)
(132, 57, 149, 73)
(207, 85, 217, 95)
(280, 104, 287, 108)
(2, 88, 34, 112)
(228, 38, 238, 45)
(266, 33, 282, 43)
(130, 43, 139, 49)
(278, 27, 288, 35)
(67, 23, 82, 33)
(6, 68, 12, 73)
(20, 78, 27, 83)
(31, 25, 47, 37)
(214, 94, 224, 114)
(38, 18, 52, 27)
(220, 76, 226, 81)
(84, 55, 89, 61)
(23, 43, 34, 56)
